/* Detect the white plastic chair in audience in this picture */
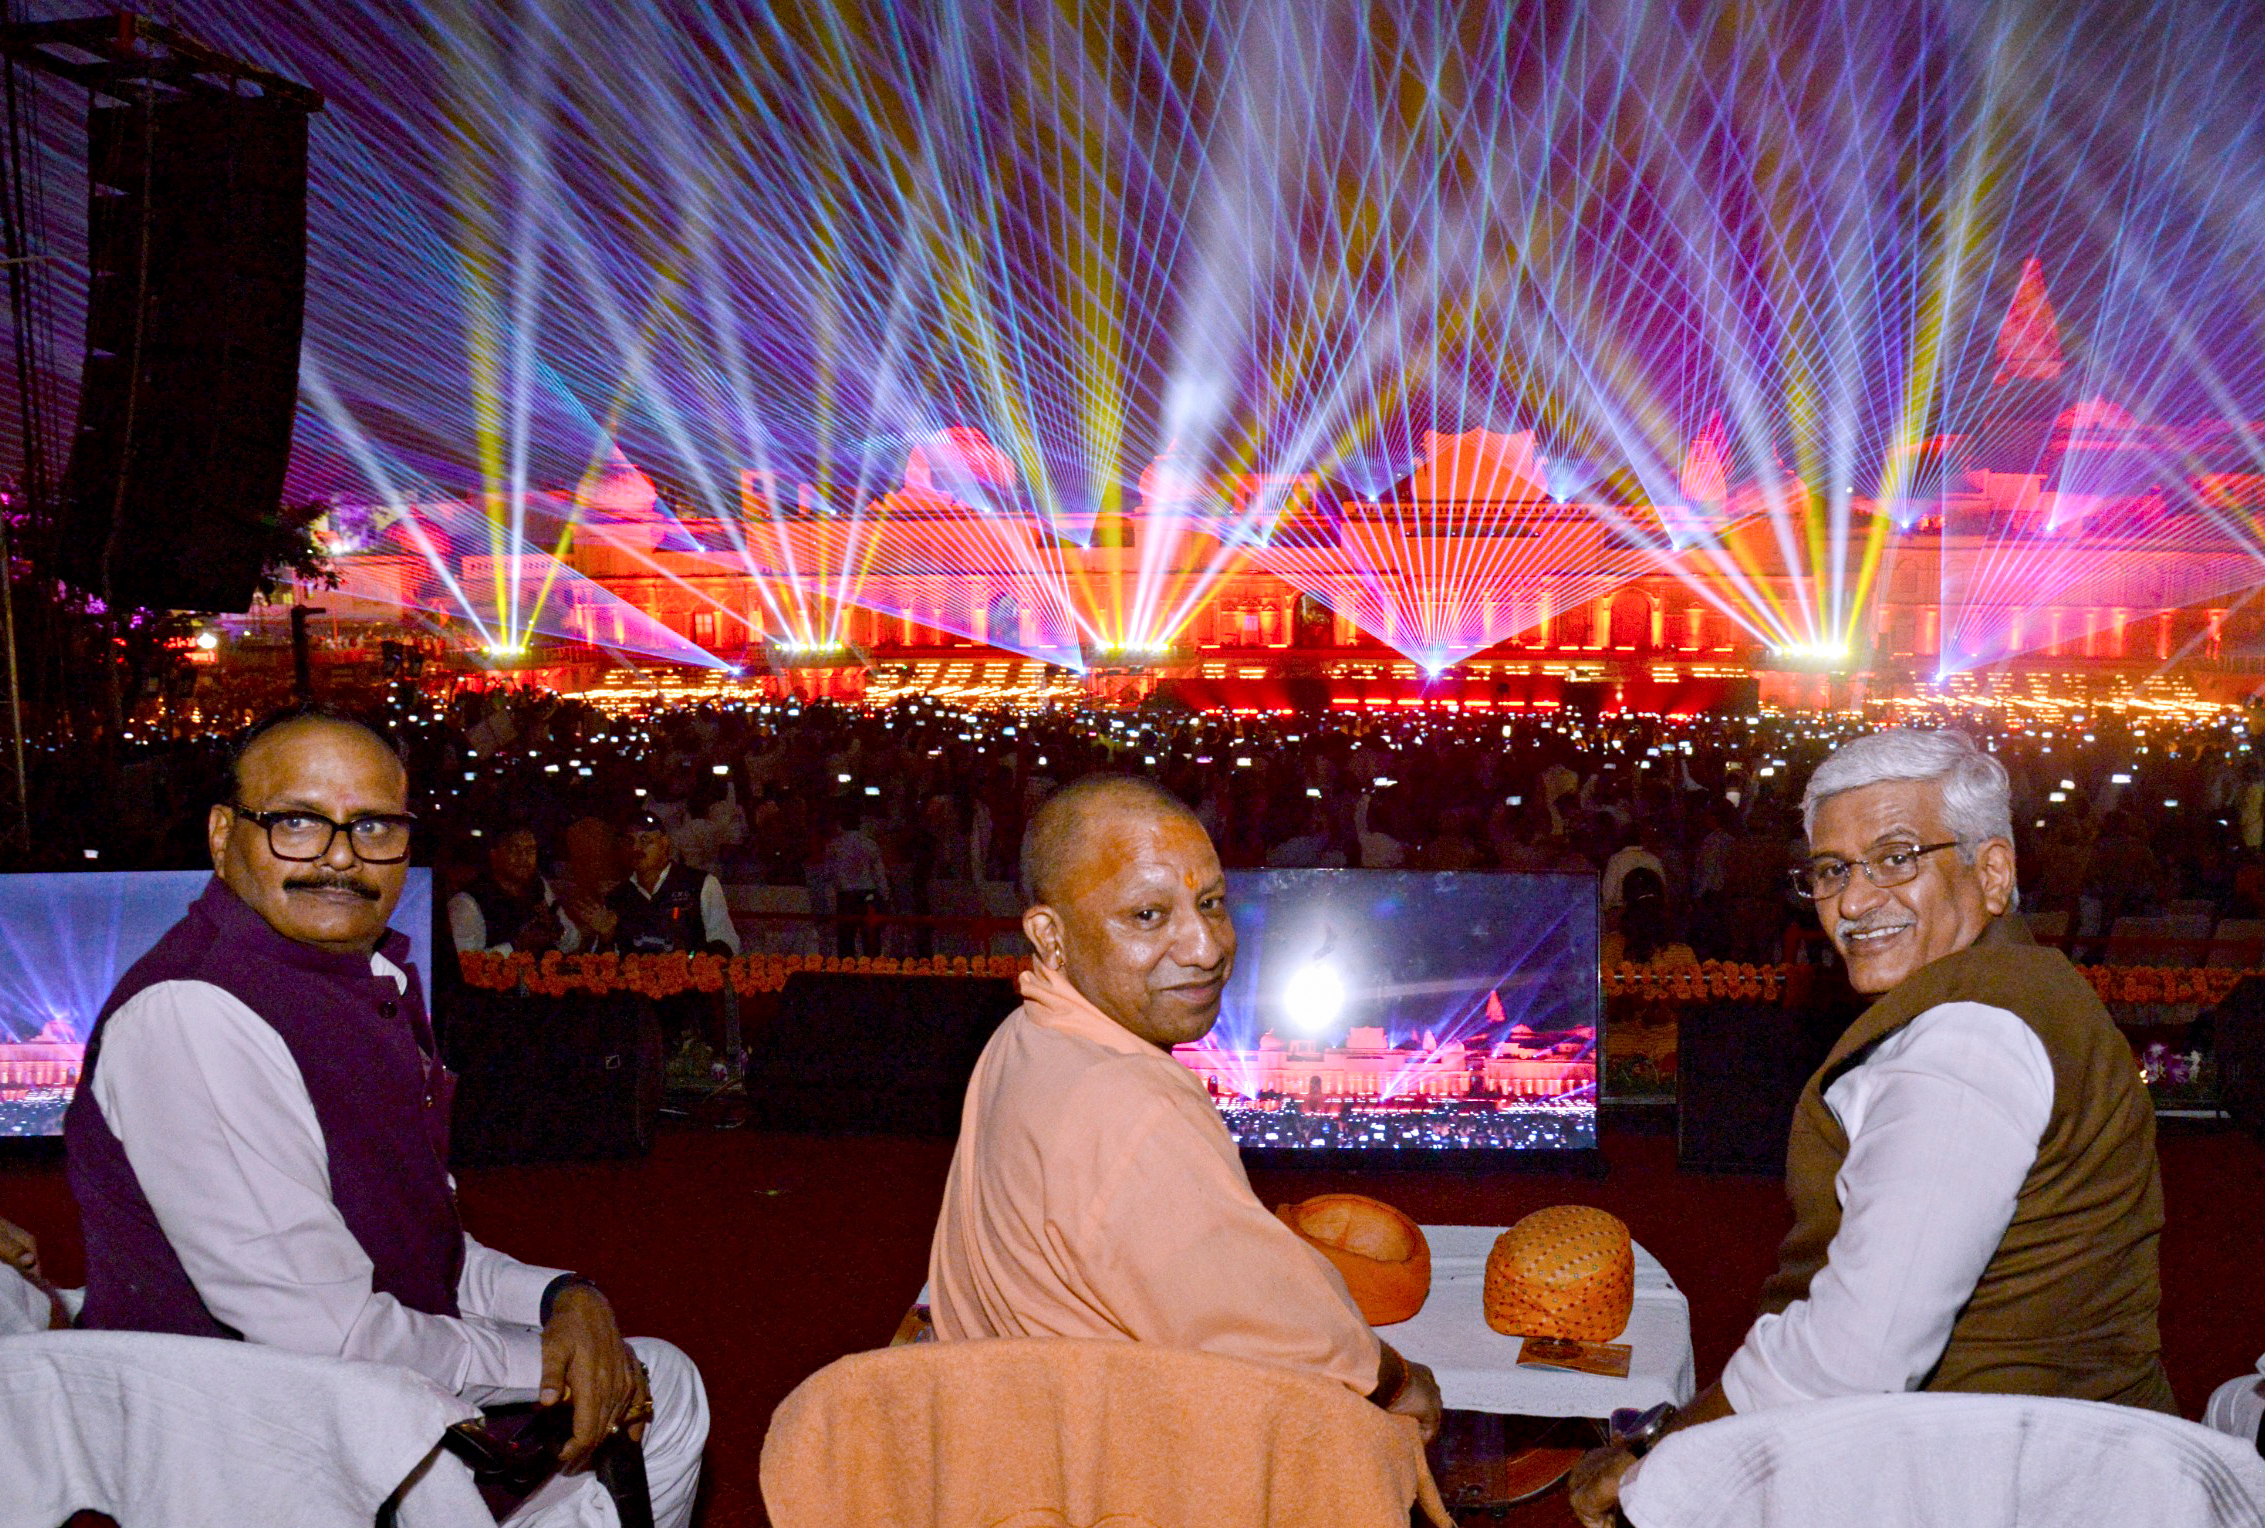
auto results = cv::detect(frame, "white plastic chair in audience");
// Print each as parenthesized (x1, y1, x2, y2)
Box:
(1620, 1391, 2265, 1528)
(2107, 915, 2211, 965)
(728, 883, 821, 956)
(928, 882, 989, 956)
(2211, 919, 2265, 969)
(978, 881, 1025, 956)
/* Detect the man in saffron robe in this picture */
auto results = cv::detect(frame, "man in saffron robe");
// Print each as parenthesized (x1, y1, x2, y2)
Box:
(928, 774, 1441, 1436)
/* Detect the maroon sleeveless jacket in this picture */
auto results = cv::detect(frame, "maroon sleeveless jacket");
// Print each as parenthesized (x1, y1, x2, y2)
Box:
(66, 877, 463, 1336)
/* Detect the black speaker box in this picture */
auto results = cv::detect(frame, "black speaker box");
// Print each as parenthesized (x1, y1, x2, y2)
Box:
(752, 972, 1019, 1136)
(60, 92, 309, 613)
(2211, 974, 2265, 1134)
(442, 991, 664, 1165)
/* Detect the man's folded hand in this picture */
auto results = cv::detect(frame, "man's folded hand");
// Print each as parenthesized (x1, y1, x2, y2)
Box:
(1385, 1355, 1443, 1443)
(0, 1215, 39, 1280)
(539, 1283, 647, 1470)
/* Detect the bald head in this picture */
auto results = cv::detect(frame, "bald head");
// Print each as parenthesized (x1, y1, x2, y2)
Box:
(1020, 774, 1203, 906)
(1018, 774, 1234, 1049)
(225, 707, 404, 807)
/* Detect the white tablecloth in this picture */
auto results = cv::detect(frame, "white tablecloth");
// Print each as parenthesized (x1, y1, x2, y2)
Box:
(1385, 1225, 1696, 1419)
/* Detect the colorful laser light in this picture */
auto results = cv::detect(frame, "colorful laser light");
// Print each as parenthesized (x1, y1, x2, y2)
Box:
(23, 0, 2265, 671)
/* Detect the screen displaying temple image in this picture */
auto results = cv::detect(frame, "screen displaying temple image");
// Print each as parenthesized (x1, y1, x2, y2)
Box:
(0, 870, 434, 1138)
(1175, 870, 1598, 1153)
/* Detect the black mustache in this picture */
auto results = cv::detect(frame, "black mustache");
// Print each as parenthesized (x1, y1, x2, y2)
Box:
(284, 874, 381, 901)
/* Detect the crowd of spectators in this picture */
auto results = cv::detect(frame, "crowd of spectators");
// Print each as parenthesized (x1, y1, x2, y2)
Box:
(11, 684, 2265, 968)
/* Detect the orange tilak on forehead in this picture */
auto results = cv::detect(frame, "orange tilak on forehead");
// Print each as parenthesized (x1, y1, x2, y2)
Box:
(1056, 825, 1134, 903)
(1056, 808, 1216, 907)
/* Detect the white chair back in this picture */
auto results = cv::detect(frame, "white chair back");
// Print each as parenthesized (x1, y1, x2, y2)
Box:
(0, 1330, 487, 1528)
(0, 1261, 58, 1335)
(1622, 1391, 2265, 1528)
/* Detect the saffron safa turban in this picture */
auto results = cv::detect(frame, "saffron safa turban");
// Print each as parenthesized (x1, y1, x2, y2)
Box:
(1276, 1194, 1432, 1326)
(1484, 1205, 1634, 1342)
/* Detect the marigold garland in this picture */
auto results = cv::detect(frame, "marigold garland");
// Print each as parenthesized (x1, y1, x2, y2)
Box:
(2077, 964, 2243, 1008)
(1602, 961, 1780, 1003)
(456, 951, 2251, 1009)
(1603, 961, 2248, 1008)
(455, 949, 1032, 998)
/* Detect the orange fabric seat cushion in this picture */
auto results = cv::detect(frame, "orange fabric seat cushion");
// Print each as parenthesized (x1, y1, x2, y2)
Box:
(1276, 1194, 1433, 1326)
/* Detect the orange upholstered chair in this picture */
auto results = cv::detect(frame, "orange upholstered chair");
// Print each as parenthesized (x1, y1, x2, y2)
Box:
(760, 1337, 1450, 1528)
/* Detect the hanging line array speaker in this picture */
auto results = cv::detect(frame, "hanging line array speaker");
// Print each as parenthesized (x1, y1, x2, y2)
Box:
(59, 89, 308, 614)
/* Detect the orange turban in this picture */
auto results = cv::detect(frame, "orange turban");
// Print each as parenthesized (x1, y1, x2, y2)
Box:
(1483, 1206, 1634, 1342)
(1276, 1194, 1432, 1326)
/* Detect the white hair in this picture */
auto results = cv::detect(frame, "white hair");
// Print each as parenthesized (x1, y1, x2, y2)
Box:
(1801, 728, 2016, 865)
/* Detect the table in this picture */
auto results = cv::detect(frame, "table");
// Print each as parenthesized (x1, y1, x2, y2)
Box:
(906, 1221, 1696, 1419)
(1387, 1224, 1696, 1420)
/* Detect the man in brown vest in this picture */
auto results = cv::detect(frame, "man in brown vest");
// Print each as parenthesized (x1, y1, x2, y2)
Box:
(1575, 728, 2172, 1526)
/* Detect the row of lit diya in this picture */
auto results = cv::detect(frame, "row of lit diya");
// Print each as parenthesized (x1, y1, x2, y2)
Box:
(1278, 1194, 1633, 1342)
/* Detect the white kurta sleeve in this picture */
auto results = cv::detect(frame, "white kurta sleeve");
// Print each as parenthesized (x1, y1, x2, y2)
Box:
(91, 980, 548, 1404)
(700, 874, 741, 953)
(541, 880, 582, 954)
(1722, 1000, 2054, 1412)
(446, 892, 487, 953)
(458, 1234, 567, 1328)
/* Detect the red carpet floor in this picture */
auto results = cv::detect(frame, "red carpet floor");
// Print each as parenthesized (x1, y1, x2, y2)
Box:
(6, 1118, 2261, 1527)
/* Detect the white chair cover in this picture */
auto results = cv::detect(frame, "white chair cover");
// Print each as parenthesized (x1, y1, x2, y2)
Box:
(0, 1329, 490, 1528)
(2207, 1361, 2265, 1453)
(1622, 1391, 2265, 1528)
(0, 1262, 55, 1336)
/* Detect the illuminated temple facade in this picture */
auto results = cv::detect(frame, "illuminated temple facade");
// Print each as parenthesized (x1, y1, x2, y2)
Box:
(315, 266, 2265, 707)
(0, 1038, 81, 1092)
(1172, 1024, 1596, 1103)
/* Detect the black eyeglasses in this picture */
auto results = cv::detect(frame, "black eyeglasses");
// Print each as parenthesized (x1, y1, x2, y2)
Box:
(1790, 840, 1959, 900)
(227, 803, 417, 864)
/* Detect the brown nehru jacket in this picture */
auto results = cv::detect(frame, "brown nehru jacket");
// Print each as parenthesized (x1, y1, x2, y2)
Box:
(1761, 917, 2177, 1412)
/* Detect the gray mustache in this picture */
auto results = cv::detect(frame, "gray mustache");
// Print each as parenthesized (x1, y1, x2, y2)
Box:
(284, 875, 381, 901)
(1837, 918, 1911, 939)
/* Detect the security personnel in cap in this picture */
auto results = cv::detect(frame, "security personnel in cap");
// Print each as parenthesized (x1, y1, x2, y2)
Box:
(589, 811, 740, 957)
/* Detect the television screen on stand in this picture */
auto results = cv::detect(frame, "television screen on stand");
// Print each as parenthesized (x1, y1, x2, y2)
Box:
(1175, 869, 1599, 1161)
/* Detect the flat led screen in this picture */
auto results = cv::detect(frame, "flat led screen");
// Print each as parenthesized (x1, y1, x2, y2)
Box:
(0, 870, 434, 1138)
(1173, 870, 1597, 1153)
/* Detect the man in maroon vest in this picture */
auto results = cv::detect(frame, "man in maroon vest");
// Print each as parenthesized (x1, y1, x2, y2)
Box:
(1575, 728, 2171, 1526)
(66, 707, 707, 1526)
